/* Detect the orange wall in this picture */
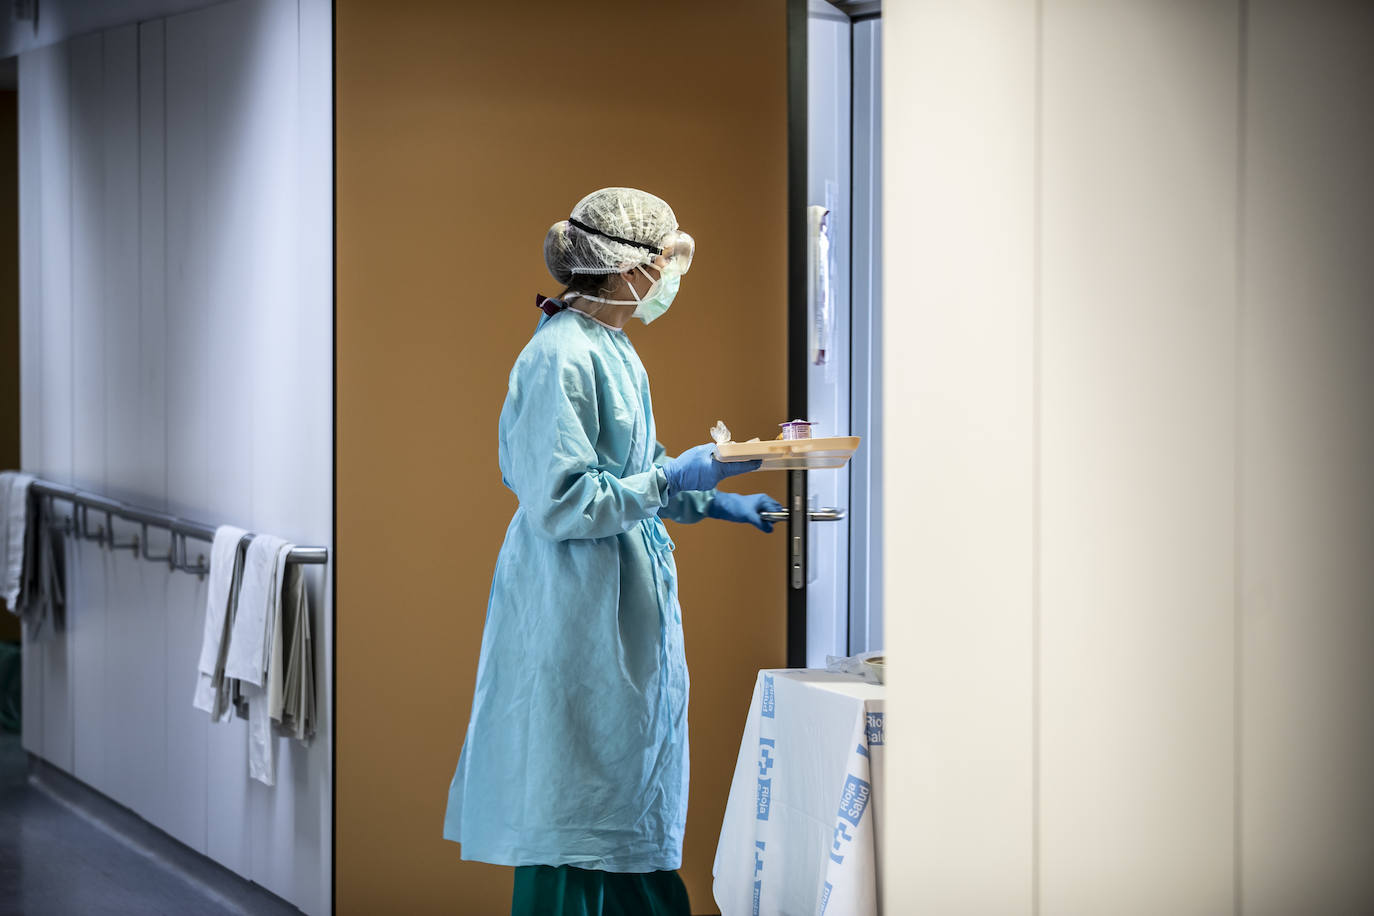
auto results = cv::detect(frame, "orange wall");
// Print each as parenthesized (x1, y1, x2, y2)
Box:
(335, 2, 789, 912)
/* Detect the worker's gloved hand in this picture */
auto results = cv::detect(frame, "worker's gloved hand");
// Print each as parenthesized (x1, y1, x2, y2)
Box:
(708, 492, 784, 533)
(661, 444, 761, 494)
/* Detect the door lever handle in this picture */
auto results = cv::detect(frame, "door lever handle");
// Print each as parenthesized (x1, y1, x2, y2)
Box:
(760, 507, 846, 523)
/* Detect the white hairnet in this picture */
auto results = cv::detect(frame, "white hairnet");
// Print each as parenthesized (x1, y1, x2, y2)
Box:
(544, 187, 694, 283)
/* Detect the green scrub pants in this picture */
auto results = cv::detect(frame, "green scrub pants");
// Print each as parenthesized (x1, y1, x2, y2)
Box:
(511, 865, 692, 916)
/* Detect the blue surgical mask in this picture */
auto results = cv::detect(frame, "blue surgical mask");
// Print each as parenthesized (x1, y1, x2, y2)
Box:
(630, 264, 681, 325)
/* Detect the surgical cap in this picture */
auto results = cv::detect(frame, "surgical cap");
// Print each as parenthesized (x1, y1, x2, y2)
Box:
(544, 187, 692, 282)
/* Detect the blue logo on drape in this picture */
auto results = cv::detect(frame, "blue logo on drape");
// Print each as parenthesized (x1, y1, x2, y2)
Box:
(828, 774, 871, 865)
(866, 712, 884, 747)
(756, 737, 776, 820)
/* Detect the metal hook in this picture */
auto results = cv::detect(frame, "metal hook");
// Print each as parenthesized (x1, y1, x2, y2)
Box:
(170, 532, 185, 572)
(140, 522, 172, 563)
(171, 532, 208, 579)
(77, 504, 106, 546)
(106, 511, 139, 556)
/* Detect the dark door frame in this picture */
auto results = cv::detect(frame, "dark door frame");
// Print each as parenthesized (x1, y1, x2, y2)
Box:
(785, 0, 808, 669)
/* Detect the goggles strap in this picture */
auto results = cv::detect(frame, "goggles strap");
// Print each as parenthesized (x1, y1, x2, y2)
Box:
(568, 217, 664, 256)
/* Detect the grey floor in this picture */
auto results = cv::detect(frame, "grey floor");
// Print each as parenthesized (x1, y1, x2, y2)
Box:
(0, 731, 301, 916)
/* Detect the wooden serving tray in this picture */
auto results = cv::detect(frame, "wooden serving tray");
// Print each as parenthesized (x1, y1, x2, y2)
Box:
(715, 436, 861, 470)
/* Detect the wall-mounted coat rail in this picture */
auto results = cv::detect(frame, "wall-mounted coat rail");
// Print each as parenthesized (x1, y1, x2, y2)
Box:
(28, 478, 328, 577)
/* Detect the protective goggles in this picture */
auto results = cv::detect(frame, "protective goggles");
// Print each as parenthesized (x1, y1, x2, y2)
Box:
(568, 218, 696, 275)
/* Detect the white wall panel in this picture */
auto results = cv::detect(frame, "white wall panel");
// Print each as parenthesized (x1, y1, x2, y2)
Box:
(100, 24, 158, 817)
(17, 48, 45, 758)
(163, 568, 210, 853)
(35, 47, 73, 489)
(34, 39, 75, 774)
(68, 39, 106, 497)
(229, 0, 324, 907)
(191, 0, 253, 875)
(18, 2, 333, 911)
(1241, 3, 1374, 913)
(137, 20, 169, 516)
(134, 16, 175, 839)
(162, 7, 213, 856)
(17, 43, 42, 482)
(101, 25, 142, 510)
(67, 31, 109, 794)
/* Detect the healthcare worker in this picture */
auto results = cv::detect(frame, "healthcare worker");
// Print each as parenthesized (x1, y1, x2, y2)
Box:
(443, 187, 781, 915)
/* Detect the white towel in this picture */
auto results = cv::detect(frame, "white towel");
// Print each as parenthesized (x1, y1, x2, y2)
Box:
(225, 535, 292, 686)
(244, 681, 276, 786)
(227, 535, 293, 786)
(1, 472, 36, 612)
(193, 525, 249, 718)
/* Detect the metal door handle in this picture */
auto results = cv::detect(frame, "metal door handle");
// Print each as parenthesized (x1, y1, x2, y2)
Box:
(760, 507, 847, 523)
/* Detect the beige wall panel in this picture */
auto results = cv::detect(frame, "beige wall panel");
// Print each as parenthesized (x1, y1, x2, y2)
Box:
(886, 2, 1374, 914)
(1241, 3, 1374, 913)
(882, 2, 1037, 912)
(1038, 2, 1240, 913)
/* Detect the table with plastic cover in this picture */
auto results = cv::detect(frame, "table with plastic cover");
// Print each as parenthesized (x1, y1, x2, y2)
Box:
(712, 669, 886, 916)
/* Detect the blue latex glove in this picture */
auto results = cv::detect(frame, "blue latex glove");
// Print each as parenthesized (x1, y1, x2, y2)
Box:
(661, 444, 761, 494)
(708, 492, 785, 533)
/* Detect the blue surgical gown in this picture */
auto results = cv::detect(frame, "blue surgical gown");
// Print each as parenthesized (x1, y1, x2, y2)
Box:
(443, 307, 715, 873)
